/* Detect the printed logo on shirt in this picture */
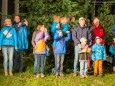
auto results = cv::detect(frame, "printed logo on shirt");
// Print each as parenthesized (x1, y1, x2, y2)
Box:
(3, 30, 12, 38)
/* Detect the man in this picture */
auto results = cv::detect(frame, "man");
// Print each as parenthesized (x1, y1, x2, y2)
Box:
(72, 17, 92, 76)
(13, 15, 29, 72)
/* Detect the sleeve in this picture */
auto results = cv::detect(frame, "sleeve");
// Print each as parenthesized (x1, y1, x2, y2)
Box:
(87, 29, 92, 47)
(51, 22, 58, 35)
(72, 28, 80, 45)
(62, 24, 70, 33)
(13, 28, 18, 48)
(31, 31, 36, 48)
(91, 45, 96, 61)
(0, 28, 4, 48)
(103, 46, 106, 60)
(65, 32, 71, 42)
(109, 45, 115, 55)
(78, 44, 82, 53)
(44, 31, 50, 41)
(54, 32, 63, 40)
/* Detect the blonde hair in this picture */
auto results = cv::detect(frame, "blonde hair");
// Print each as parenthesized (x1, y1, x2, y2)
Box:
(80, 37, 87, 43)
(4, 18, 12, 26)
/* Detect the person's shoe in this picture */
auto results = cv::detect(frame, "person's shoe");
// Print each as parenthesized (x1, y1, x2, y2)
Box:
(60, 73, 65, 77)
(80, 75, 85, 78)
(55, 72, 59, 76)
(73, 72, 77, 77)
(113, 67, 115, 72)
(9, 70, 13, 76)
(4, 70, 8, 76)
(99, 74, 103, 77)
(94, 73, 98, 76)
(36, 74, 40, 78)
(41, 74, 45, 78)
(84, 74, 88, 78)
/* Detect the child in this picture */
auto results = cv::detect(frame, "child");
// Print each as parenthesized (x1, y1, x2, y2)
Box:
(92, 37, 106, 76)
(109, 38, 115, 72)
(31, 23, 49, 78)
(54, 29, 70, 77)
(78, 37, 91, 78)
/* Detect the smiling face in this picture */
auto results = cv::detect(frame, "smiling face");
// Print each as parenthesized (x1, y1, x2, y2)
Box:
(93, 18, 100, 27)
(14, 16, 20, 23)
(96, 38, 102, 44)
(4, 18, 12, 26)
(79, 18, 86, 27)
(113, 38, 115, 42)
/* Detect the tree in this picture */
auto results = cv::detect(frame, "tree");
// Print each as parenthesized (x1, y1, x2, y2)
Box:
(14, 0, 19, 15)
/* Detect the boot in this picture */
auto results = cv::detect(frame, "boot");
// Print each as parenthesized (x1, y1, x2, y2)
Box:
(9, 70, 13, 76)
(4, 70, 8, 76)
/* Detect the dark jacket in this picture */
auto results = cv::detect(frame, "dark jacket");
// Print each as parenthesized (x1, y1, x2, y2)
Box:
(72, 25, 92, 46)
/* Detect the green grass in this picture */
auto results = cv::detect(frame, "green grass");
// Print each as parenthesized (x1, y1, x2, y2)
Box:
(0, 66, 115, 86)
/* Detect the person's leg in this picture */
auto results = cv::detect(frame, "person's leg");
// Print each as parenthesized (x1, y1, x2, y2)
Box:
(113, 56, 115, 72)
(8, 47, 14, 76)
(73, 45, 79, 76)
(99, 60, 103, 75)
(55, 54, 60, 76)
(80, 61, 85, 78)
(36, 54, 41, 78)
(60, 54, 65, 76)
(41, 54, 46, 77)
(2, 47, 8, 76)
(94, 60, 98, 75)
(84, 61, 88, 78)
(13, 51, 19, 72)
(19, 51, 24, 72)
(88, 54, 91, 69)
(34, 54, 38, 74)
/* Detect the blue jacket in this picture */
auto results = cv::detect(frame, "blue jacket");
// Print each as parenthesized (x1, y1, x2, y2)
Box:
(13, 23, 29, 50)
(54, 32, 70, 54)
(92, 43, 106, 61)
(109, 44, 115, 56)
(0, 26, 17, 48)
(51, 22, 70, 46)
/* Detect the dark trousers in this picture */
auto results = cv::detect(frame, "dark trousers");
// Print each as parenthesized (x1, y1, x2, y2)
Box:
(112, 56, 115, 67)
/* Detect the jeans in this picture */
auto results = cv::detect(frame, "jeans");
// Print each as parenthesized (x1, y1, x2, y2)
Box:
(73, 45, 79, 73)
(34, 54, 46, 74)
(55, 54, 64, 73)
(112, 56, 115, 67)
(80, 60, 88, 75)
(13, 51, 24, 72)
(2, 46, 14, 71)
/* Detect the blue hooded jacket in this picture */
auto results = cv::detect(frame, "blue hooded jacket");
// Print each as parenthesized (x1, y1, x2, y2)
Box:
(109, 44, 115, 56)
(0, 26, 17, 48)
(54, 32, 70, 54)
(13, 23, 29, 50)
(51, 22, 70, 46)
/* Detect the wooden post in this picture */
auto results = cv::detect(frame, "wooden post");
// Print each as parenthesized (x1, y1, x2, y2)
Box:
(1, 0, 8, 27)
(14, 0, 19, 15)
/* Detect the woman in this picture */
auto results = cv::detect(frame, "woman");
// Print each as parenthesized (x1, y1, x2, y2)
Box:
(31, 23, 49, 78)
(0, 18, 17, 76)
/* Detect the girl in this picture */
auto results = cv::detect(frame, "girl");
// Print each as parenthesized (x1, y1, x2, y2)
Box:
(31, 23, 49, 78)
(0, 18, 17, 76)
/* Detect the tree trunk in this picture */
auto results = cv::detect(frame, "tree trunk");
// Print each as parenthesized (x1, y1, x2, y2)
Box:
(1, 0, 8, 27)
(14, 0, 19, 15)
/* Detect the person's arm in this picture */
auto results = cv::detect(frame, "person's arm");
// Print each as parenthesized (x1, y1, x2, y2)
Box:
(13, 28, 18, 50)
(91, 45, 96, 61)
(51, 22, 59, 34)
(54, 32, 63, 41)
(62, 24, 70, 33)
(31, 31, 36, 48)
(103, 46, 106, 60)
(72, 28, 80, 45)
(87, 28, 92, 47)
(0, 28, 4, 50)
(65, 32, 71, 42)
(44, 31, 50, 41)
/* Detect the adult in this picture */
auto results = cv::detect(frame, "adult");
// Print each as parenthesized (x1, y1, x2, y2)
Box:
(90, 17, 106, 45)
(72, 17, 92, 76)
(0, 18, 17, 76)
(13, 15, 29, 72)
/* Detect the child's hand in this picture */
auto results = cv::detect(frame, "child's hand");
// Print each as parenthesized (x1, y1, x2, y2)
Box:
(87, 48, 91, 53)
(53, 15, 60, 22)
(34, 46, 38, 50)
(59, 31, 63, 36)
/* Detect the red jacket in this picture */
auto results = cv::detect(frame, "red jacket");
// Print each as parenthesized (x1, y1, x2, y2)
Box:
(91, 24, 105, 44)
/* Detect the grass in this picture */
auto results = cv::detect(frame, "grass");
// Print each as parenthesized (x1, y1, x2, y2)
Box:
(0, 65, 115, 86)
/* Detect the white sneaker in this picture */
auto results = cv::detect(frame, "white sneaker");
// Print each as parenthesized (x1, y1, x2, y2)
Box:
(36, 74, 40, 78)
(41, 74, 45, 78)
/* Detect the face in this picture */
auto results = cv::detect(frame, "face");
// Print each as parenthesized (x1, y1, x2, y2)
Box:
(40, 25, 45, 31)
(81, 40, 87, 45)
(5, 19, 12, 26)
(56, 23, 60, 28)
(14, 16, 20, 23)
(96, 38, 102, 44)
(79, 19, 85, 27)
(113, 38, 115, 42)
(93, 18, 100, 26)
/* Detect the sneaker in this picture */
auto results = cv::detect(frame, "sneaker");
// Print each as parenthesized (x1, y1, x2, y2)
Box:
(9, 70, 13, 76)
(84, 74, 88, 78)
(55, 72, 59, 76)
(41, 74, 45, 78)
(80, 75, 85, 78)
(36, 74, 40, 78)
(4, 70, 8, 76)
(94, 73, 98, 76)
(60, 73, 65, 77)
(99, 74, 103, 77)
(73, 72, 77, 77)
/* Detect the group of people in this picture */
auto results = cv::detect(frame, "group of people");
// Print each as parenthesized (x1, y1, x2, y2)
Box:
(0, 15, 115, 79)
